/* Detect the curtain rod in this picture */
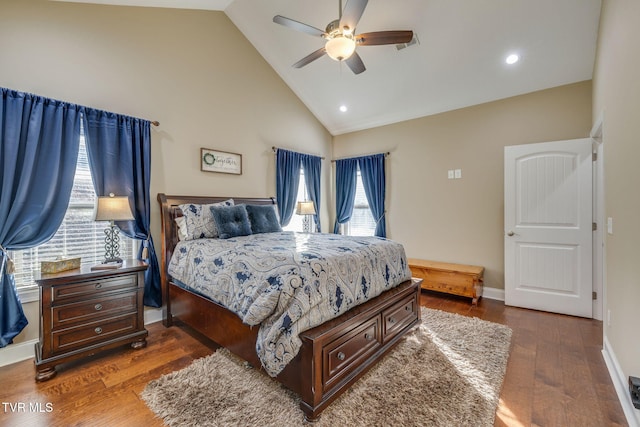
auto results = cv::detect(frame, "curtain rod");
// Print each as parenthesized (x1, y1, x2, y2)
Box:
(3, 86, 160, 127)
(272, 146, 325, 160)
(331, 152, 390, 163)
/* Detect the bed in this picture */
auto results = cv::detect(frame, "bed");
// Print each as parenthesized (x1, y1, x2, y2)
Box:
(157, 194, 421, 421)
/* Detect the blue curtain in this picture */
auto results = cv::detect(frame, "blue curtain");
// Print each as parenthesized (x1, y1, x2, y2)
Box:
(333, 158, 358, 233)
(0, 88, 81, 347)
(276, 149, 303, 226)
(358, 153, 386, 237)
(83, 109, 161, 307)
(300, 153, 322, 232)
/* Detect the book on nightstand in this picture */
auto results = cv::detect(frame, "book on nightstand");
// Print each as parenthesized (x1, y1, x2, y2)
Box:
(90, 261, 123, 270)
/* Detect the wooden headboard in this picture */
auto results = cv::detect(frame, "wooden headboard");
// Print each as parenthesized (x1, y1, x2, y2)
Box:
(156, 194, 277, 324)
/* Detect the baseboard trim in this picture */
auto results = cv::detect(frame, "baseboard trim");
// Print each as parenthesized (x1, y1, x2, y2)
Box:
(482, 286, 505, 301)
(0, 338, 38, 368)
(602, 335, 640, 427)
(144, 307, 163, 325)
(0, 307, 164, 368)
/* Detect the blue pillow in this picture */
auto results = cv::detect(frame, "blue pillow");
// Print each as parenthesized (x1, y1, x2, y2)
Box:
(246, 204, 282, 234)
(209, 204, 252, 239)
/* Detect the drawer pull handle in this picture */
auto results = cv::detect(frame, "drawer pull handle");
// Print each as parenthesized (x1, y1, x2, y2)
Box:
(94, 304, 103, 311)
(95, 283, 102, 289)
(337, 352, 346, 361)
(94, 327, 103, 335)
(364, 333, 371, 340)
(405, 305, 411, 311)
(388, 317, 396, 324)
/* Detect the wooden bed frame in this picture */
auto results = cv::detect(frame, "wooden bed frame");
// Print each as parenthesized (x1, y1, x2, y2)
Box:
(157, 194, 421, 421)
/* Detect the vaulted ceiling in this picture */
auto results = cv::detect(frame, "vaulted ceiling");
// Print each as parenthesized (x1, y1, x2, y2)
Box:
(53, 0, 602, 135)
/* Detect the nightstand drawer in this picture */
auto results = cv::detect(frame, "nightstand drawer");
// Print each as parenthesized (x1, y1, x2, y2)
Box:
(52, 275, 138, 303)
(52, 314, 139, 354)
(52, 291, 138, 329)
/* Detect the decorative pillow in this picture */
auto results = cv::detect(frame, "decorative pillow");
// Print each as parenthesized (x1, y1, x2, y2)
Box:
(209, 204, 252, 239)
(178, 199, 234, 240)
(245, 204, 282, 234)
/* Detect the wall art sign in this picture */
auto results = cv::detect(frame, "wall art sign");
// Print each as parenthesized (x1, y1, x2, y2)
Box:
(201, 148, 242, 175)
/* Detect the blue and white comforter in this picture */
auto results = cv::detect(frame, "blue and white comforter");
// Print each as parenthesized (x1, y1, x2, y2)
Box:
(167, 231, 411, 376)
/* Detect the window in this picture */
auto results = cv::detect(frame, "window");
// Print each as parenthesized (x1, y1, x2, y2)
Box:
(345, 169, 376, 236)
(282, 168, 308, 232)
(10, 136, 137, 292)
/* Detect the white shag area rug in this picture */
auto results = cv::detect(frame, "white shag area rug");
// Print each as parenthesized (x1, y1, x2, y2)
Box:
(142, 307, 512, 426)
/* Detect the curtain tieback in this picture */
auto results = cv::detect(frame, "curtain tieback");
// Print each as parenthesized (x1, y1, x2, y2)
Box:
(0, 244, 15, 274)
(374, 211, 386, 225)
(141, 238, 150, 260)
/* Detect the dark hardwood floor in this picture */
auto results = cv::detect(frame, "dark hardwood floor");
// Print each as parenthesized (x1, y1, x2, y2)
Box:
(0, 292, 627, 426)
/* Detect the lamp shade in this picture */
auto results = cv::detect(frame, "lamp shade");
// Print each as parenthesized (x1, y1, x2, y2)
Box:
(295, 200, 316, 216)
(325, 35, 356, 61)
(94, 193, 134, 222)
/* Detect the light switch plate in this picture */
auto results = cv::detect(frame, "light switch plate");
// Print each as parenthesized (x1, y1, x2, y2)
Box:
(448, 170, 455, 179)
(607, 217, 613, 235)
(454, 169, 462, 179)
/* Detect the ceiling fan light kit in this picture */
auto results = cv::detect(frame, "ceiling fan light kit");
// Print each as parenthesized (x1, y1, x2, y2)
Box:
(273, 0, 413, 75)
(325, 34, 356, 61)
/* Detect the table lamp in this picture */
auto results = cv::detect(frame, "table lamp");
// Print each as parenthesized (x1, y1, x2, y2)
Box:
(93, 193, 134, 263)
(295, 200, 316, 233)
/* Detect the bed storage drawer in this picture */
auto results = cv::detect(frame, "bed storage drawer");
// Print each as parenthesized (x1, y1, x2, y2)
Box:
(382, 295, 419, 343)
(296, 278, 421, 405)
(323, 316, 382, 392)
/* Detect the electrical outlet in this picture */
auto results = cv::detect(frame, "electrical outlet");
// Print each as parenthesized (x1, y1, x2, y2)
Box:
(629, 376, 640, 409)
(454, 169, 462, 179)
(447, 170, 455, 179)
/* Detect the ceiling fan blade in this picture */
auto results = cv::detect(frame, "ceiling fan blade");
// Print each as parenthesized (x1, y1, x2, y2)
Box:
(273, 15, 326, 38)
(293, 47, 327, 68)
(339, 0, 368, 33)
(345, 51, 366, 74)
(356, 31, 414, 46)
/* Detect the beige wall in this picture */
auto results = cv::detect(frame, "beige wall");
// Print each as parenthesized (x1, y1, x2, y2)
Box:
(0, 0, 332, 345)
(334, 81, 593, 290)
(593, 0, 640, 388)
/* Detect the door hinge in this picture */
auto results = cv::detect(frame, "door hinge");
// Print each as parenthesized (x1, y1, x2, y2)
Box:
(593, 291, 597, 300)
(593, 222, 597, 231)
(593, 152, 597, 161)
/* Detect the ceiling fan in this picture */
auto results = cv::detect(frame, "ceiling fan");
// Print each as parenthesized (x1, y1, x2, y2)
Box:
(273, 0, 414, 75)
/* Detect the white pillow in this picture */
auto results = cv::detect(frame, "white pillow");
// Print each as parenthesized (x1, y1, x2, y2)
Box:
(178, 199, 234, 240)
(175, 216, 188, 241)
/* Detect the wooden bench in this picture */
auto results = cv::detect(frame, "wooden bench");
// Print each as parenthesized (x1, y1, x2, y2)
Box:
(407, 259, 484, 305)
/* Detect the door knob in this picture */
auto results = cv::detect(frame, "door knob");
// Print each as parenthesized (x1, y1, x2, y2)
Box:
(507, 231, 515, 236)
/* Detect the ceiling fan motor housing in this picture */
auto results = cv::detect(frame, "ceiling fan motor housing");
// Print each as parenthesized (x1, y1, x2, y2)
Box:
(325, 19, 351, 36)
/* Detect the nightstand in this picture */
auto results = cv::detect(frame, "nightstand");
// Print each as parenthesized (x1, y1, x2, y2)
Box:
(34, 259, 148, 381)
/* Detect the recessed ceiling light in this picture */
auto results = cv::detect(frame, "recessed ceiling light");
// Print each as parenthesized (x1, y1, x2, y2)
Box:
(339, 105, 348, 112)
(505, 54, 519, 65)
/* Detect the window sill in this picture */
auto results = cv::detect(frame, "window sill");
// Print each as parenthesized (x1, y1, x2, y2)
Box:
(18, 286, 39, 304)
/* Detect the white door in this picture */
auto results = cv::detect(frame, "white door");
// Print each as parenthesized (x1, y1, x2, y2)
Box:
(504, 138, 593, 318)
